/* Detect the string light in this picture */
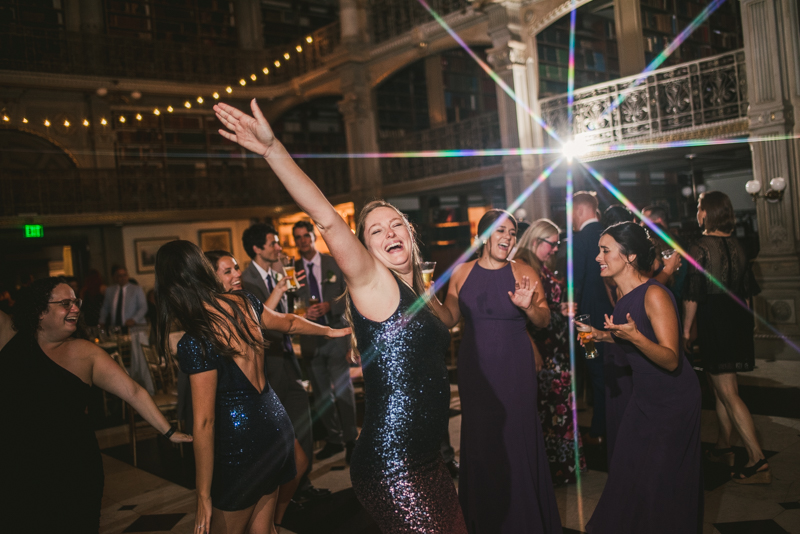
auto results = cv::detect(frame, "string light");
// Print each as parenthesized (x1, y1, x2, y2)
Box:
(22, 118, 28, 123)
(2, 115, 8, 122)
(212, 92, 220, 99)
(100, 118, 107, 125)
(44, 119, 51, 127)
(197, 96, 204, 104)
(239, 79, 246, 86)
(154, 108, 161, 115)
(250, 74, 257, 81)
(167, 106, 174, 112)
(274, 60, 281, 68)
(184, 101, 192, 109)
(83, 119, 89, 126)
(119, 116, 126, 123)
(136, 113, 142, 121)
(262, 67, 269, 75)
(63, 120, 70, 127)
(296, 45, 302, 52)
(283, 53, 290, 60)
(306, 36, 313, 43)
(226, 86, 232, 94)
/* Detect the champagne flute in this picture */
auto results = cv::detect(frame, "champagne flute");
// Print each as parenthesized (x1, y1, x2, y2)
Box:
(575, 314, 598, 359)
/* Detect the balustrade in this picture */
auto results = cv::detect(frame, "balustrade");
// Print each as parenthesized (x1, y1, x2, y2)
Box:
(539, 50, 748, 150)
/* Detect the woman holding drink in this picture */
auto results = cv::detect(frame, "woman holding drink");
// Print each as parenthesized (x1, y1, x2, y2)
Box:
(579, 222, 702, 534)
(215, 99, 467, 532)
(515, 220, 587, 485)
(431, 210, 562, 533)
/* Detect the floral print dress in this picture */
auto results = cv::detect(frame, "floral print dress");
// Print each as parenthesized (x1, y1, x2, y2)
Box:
(529, 265, 587, 484)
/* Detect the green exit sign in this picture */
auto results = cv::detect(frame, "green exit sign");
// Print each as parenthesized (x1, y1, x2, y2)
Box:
(24, 224, 44, 238)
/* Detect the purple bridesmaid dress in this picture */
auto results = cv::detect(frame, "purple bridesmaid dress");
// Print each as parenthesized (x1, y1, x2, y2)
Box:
(586, 279, 703, 534)
(457, 262, 562, 534)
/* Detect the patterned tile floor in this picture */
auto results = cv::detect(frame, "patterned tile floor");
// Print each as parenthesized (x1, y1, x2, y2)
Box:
(99, 359, 800, 533)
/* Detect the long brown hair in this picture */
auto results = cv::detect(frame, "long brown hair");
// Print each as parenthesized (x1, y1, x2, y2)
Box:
(343, 200, 429, 355)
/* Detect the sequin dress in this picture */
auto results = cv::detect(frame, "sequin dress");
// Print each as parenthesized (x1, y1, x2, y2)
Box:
(349, 274, 467, 533)
(177, 292, 296, 511)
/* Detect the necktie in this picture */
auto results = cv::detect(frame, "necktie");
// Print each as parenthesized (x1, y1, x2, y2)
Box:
(266, 274, 294, 354)
(306, 262, 327, 325)
(114, 286, 124, 327)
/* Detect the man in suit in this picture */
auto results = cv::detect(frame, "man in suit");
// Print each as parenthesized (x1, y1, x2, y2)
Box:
(291, 221, 357, 463)
(572, 191, 613, 446)
(240, 223, 330, 508)
(99, 266, 147, 332)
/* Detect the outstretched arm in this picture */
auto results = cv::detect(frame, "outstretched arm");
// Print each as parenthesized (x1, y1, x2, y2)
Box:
(215, 100, 379, 293)
(260, 304, 350, 339)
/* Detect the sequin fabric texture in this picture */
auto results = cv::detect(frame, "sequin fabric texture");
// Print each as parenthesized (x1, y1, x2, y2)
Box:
(349, 275, 467, 533)
(177, 292, 296, 511)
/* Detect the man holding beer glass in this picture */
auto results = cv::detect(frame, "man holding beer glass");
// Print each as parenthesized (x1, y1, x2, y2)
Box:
(292, 220, 357, 464)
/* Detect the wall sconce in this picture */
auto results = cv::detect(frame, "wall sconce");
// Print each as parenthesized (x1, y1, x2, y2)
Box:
(746, 177, 786, 202)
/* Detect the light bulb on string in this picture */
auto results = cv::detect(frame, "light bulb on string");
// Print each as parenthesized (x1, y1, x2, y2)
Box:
(44, 119, 51, 127)
(184, 101, 192, 109)
(167, 106, 174, 112)
(283, 53, 290, 60)
(83, 119, 90, 127)
(63, 120, 70, 127)
(100, 118, 107, 125)
(154, 108, 161, 116)
(262, 67, 269, 75)
(239, 79, 246, 86)
(197, 96, 204, 104)
(274, 60, 281, 68)
(296, 45, 302, 52)
(226, 86, 232, 94)
(250, 74, 257, 81)
(306, 36, 313, 43)
(22, 117, 28, 123)
(135, 114, 142, 121)
(119, 116, 126, 123)
(213, 92, 220, 99)
(2, 115, 8, 122)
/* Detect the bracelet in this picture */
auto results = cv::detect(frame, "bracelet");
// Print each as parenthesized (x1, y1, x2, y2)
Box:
(164, 426, 177, 439)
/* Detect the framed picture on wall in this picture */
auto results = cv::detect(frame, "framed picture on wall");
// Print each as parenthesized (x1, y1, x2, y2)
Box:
(134, 237, 179, 274)
(198, 229, 233, 253)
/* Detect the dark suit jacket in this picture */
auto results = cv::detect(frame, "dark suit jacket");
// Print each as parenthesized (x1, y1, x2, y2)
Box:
(241, 261, 303, 376)
(293, 253, 349, 357)
(573, 221, 614, 331)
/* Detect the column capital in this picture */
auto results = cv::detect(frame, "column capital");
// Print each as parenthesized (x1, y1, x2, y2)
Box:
(487, 40, 528, 72)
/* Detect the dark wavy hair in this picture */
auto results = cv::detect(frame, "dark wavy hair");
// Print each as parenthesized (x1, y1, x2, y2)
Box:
(601, 204, 635, 229)
(155, 240, 265, 360)
(476, 209, 517, 258)
(601, 221, 656, 272)
(12, 277, 86, 340)
(204, 250, 234, 271)
(242, 223, 278, 259)
(292, 220, 315, 237)
(699, 191, 735, 233)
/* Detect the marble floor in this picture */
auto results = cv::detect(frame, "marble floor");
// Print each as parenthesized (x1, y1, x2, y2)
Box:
(98, 358, 800, 533)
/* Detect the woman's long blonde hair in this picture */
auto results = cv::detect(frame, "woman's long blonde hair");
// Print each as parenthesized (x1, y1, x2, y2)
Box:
(342, 200, 429, 355)
(515, 219, 560, 275)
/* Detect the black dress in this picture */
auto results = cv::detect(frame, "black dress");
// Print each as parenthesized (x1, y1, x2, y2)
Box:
(177, 292, 296, 511)
(684, 235, 759, 374)
(0, 333, 105, 533)
(348, 275, 467, 533)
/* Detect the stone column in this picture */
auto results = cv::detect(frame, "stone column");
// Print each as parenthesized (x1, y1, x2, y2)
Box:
(63, 0, 81, 33)
(234, 0, 264, 50)
(426, 54, 447, 128)
(613, 0, 646, 77)
(740, 0, 800, 359)
(486, 3, 550, 221)
(79, 0, 103, 34)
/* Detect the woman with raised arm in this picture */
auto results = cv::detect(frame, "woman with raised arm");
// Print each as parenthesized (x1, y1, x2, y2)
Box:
(1, 277, 192, 533)
(215, 99, 467, 533)
(580, 222, 702, 534)
(429, 209, 561, 533)
(157, 240, 348, 534)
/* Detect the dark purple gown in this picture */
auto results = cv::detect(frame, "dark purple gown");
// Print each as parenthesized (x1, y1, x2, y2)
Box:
(586, 279, 702, 534)
(458, 262, 562, 534)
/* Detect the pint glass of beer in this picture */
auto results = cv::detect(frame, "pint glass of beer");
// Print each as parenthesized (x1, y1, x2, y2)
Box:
(420, 261, 436, 290)
(280, 255, 299, 292)
(575, 314, 598, 359)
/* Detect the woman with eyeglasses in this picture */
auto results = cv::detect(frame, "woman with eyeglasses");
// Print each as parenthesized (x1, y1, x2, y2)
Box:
(0, 277, 193, 533)
(515, 220, 587, 486)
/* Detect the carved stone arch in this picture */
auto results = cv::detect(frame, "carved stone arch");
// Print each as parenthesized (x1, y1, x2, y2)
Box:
(0, 129, 78, 170)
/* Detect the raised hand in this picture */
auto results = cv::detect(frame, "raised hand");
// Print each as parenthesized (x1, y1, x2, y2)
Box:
(508, 276, 537, 310)
(604, 312, 641, 342)
(214, 99, 276, 157)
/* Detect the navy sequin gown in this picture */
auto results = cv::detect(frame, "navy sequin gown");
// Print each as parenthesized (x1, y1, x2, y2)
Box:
(349, 274, 467, 533)
(586, 279, 702, 534)
(177, 292, 296, 511)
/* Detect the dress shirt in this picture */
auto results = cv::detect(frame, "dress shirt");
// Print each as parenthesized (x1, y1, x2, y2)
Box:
(251, 260, 288, 311)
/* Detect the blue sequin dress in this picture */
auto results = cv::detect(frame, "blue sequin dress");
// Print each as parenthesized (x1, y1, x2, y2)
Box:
(177, 292, 296, 511)
(349, 274, 467, 533)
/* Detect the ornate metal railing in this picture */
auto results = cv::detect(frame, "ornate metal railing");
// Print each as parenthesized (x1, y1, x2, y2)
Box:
(0, 22, 340, 85)
(378, 112, 502, 184)
(539, 50, 748, 149)
(0, 162, 349, 217)
(370, 0, 471, 44)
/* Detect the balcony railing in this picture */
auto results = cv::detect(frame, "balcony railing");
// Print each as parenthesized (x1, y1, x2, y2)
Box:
(378, 112, 502, 184)
(370, 0, 471, 44)
(539, 50, 748, 149)
(0, 161, 349, 217)
(0, 23, 340, 85)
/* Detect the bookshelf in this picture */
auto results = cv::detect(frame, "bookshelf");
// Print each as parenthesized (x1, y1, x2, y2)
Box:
(641, 0, 742, 66)
(536, 4, 619, 97)
(0, 0, 64, 29)
(441, 48, 498, 124)
(376, 60, 430, 132)
(260, 0, 338, 49)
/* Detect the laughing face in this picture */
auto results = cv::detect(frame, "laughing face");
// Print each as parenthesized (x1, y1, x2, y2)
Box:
(596, 234, 633, 278)
(40, 283, 81, 338)
(215, 255, 242, 292)
(364, 206, 413, 273)
(483, 219, 517, 262)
